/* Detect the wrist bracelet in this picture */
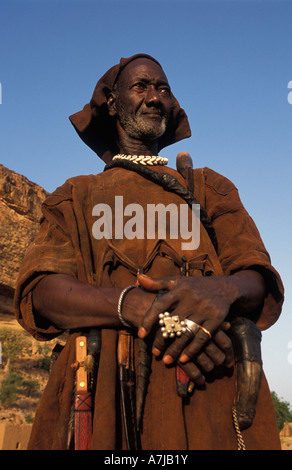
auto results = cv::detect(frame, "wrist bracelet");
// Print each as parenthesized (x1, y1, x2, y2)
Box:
(117, 285, 137, 328)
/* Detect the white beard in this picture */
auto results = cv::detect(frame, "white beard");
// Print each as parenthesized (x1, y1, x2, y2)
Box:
(118, 105, 168, 141)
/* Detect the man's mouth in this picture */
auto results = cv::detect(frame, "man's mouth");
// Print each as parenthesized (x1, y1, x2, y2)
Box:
(141, 111, 163, 118)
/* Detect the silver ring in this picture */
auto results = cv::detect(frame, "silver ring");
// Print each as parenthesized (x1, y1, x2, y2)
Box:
(183, 318, 200, 337)
(159, 313, 199, 339)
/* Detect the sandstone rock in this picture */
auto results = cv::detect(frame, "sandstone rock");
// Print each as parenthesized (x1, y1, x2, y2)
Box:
(0, 165, 49, 314)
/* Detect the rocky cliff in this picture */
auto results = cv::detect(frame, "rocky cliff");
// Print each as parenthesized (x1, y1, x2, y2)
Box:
(0, 165, 49, 314)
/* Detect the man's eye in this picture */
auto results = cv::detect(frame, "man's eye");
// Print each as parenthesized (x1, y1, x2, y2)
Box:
(160, 87, 170, 95)
(133, 82, 145, 90)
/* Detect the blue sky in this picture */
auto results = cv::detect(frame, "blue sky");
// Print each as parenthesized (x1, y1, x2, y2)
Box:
(1, 0, 292, 405)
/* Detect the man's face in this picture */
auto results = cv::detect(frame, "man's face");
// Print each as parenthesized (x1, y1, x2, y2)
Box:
(111, 58, 172, 142)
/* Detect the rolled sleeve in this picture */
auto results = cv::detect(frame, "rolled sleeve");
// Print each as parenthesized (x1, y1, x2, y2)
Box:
(14, 186, 78, 340)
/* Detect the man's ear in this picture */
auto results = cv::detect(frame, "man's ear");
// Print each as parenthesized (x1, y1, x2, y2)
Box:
(107, 93, 117, 117)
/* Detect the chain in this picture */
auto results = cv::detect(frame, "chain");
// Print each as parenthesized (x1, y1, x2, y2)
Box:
(232, 406, 246, 450)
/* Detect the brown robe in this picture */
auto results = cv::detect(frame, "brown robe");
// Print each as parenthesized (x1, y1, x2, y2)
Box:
(14, 165, 284, 450)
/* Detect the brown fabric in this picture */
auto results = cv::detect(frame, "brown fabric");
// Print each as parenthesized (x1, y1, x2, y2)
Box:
(14, 165, 284, 450)
(69, 54, 191, 162)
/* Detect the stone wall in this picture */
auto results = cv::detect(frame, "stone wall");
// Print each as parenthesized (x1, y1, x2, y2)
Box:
(0, 423, 32, 450)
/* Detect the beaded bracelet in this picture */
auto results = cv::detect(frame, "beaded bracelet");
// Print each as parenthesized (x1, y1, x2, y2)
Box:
(117, 285, 137, 328)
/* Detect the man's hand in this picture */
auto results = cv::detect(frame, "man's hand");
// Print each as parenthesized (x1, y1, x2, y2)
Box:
(136, 273, 237, 383)
(136, 270, 266, 384)
(153, 320, 234, 384)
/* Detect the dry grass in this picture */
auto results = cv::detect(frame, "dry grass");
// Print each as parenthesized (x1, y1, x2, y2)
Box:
(0, 314, 53, 425)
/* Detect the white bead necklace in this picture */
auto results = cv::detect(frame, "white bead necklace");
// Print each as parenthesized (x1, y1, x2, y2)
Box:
(112, 154, 168, 166)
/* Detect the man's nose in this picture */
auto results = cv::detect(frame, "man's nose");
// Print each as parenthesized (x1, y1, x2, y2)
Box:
(145, 87, 161, 106)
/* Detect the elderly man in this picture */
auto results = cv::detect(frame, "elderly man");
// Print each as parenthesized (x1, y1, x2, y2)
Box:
(15, 54, 284, 450)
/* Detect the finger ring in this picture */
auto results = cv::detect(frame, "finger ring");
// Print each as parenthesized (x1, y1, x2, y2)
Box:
(159, 313, 199, 339)
(198, 325, 212, 339)
(183, 318, 200, 338)
(159, 312, 185, 338)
